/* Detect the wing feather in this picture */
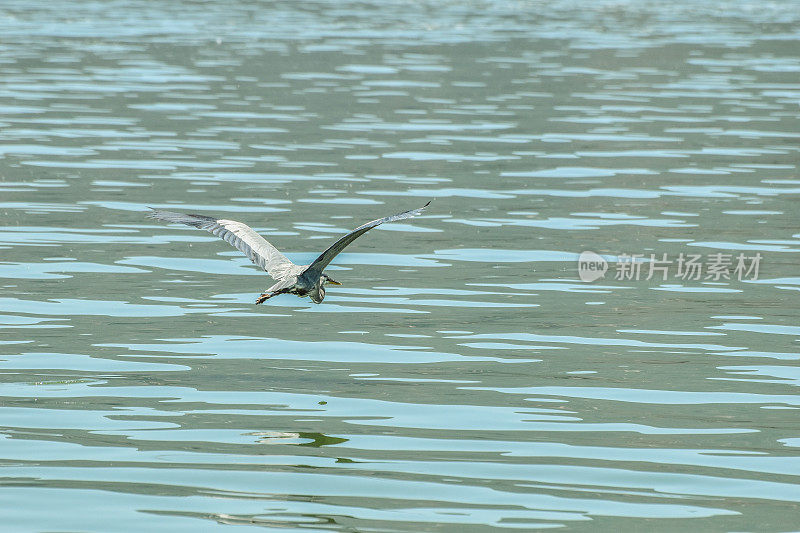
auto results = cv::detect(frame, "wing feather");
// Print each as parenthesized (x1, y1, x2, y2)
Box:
(302, 202, 430, 279)
(147, 208, 295, 280)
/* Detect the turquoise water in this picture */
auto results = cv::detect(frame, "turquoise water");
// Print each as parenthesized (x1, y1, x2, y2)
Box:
(1, 1, 799, 530)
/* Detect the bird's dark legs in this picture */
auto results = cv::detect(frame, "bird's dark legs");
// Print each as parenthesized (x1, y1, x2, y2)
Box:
(255, 291, 281, 305)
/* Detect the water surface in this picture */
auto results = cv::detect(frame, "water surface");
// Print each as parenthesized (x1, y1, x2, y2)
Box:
(1, 0, 799, 530)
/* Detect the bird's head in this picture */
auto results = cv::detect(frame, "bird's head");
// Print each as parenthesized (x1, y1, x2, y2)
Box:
(321, 274, 341, 286)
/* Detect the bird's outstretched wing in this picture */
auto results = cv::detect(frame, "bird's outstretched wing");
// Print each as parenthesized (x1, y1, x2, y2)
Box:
(302, 202, 430, 279)
(147, 208, 296, 280)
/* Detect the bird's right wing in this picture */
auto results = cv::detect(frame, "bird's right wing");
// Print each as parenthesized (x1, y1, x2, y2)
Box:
(147, 208, 296, 280)
(302, 202, 430, 279)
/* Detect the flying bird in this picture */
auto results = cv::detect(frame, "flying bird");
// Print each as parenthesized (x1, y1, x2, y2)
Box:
(147, 202, 430, 304)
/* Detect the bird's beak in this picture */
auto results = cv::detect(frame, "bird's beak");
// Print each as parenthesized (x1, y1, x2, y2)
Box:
(327, 277, 341, 285)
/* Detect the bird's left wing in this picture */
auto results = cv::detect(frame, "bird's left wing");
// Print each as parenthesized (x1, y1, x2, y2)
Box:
(302, 202, 430, 279)
(147, 208, 296, 280)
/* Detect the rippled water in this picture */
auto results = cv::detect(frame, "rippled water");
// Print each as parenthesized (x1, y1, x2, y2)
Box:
(2, 1, 799, 530)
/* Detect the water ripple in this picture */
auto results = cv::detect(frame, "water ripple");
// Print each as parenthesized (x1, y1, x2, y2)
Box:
(2, 0, 799, 530)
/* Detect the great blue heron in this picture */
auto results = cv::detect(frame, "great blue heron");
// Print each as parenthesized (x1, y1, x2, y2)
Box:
(147, 202, 429, 304)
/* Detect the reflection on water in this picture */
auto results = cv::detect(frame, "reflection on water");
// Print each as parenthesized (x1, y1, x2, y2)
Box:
(1, 0, 799, 530)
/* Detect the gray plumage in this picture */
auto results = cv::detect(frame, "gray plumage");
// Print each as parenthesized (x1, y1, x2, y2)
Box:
(147, 202, 429, 304)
